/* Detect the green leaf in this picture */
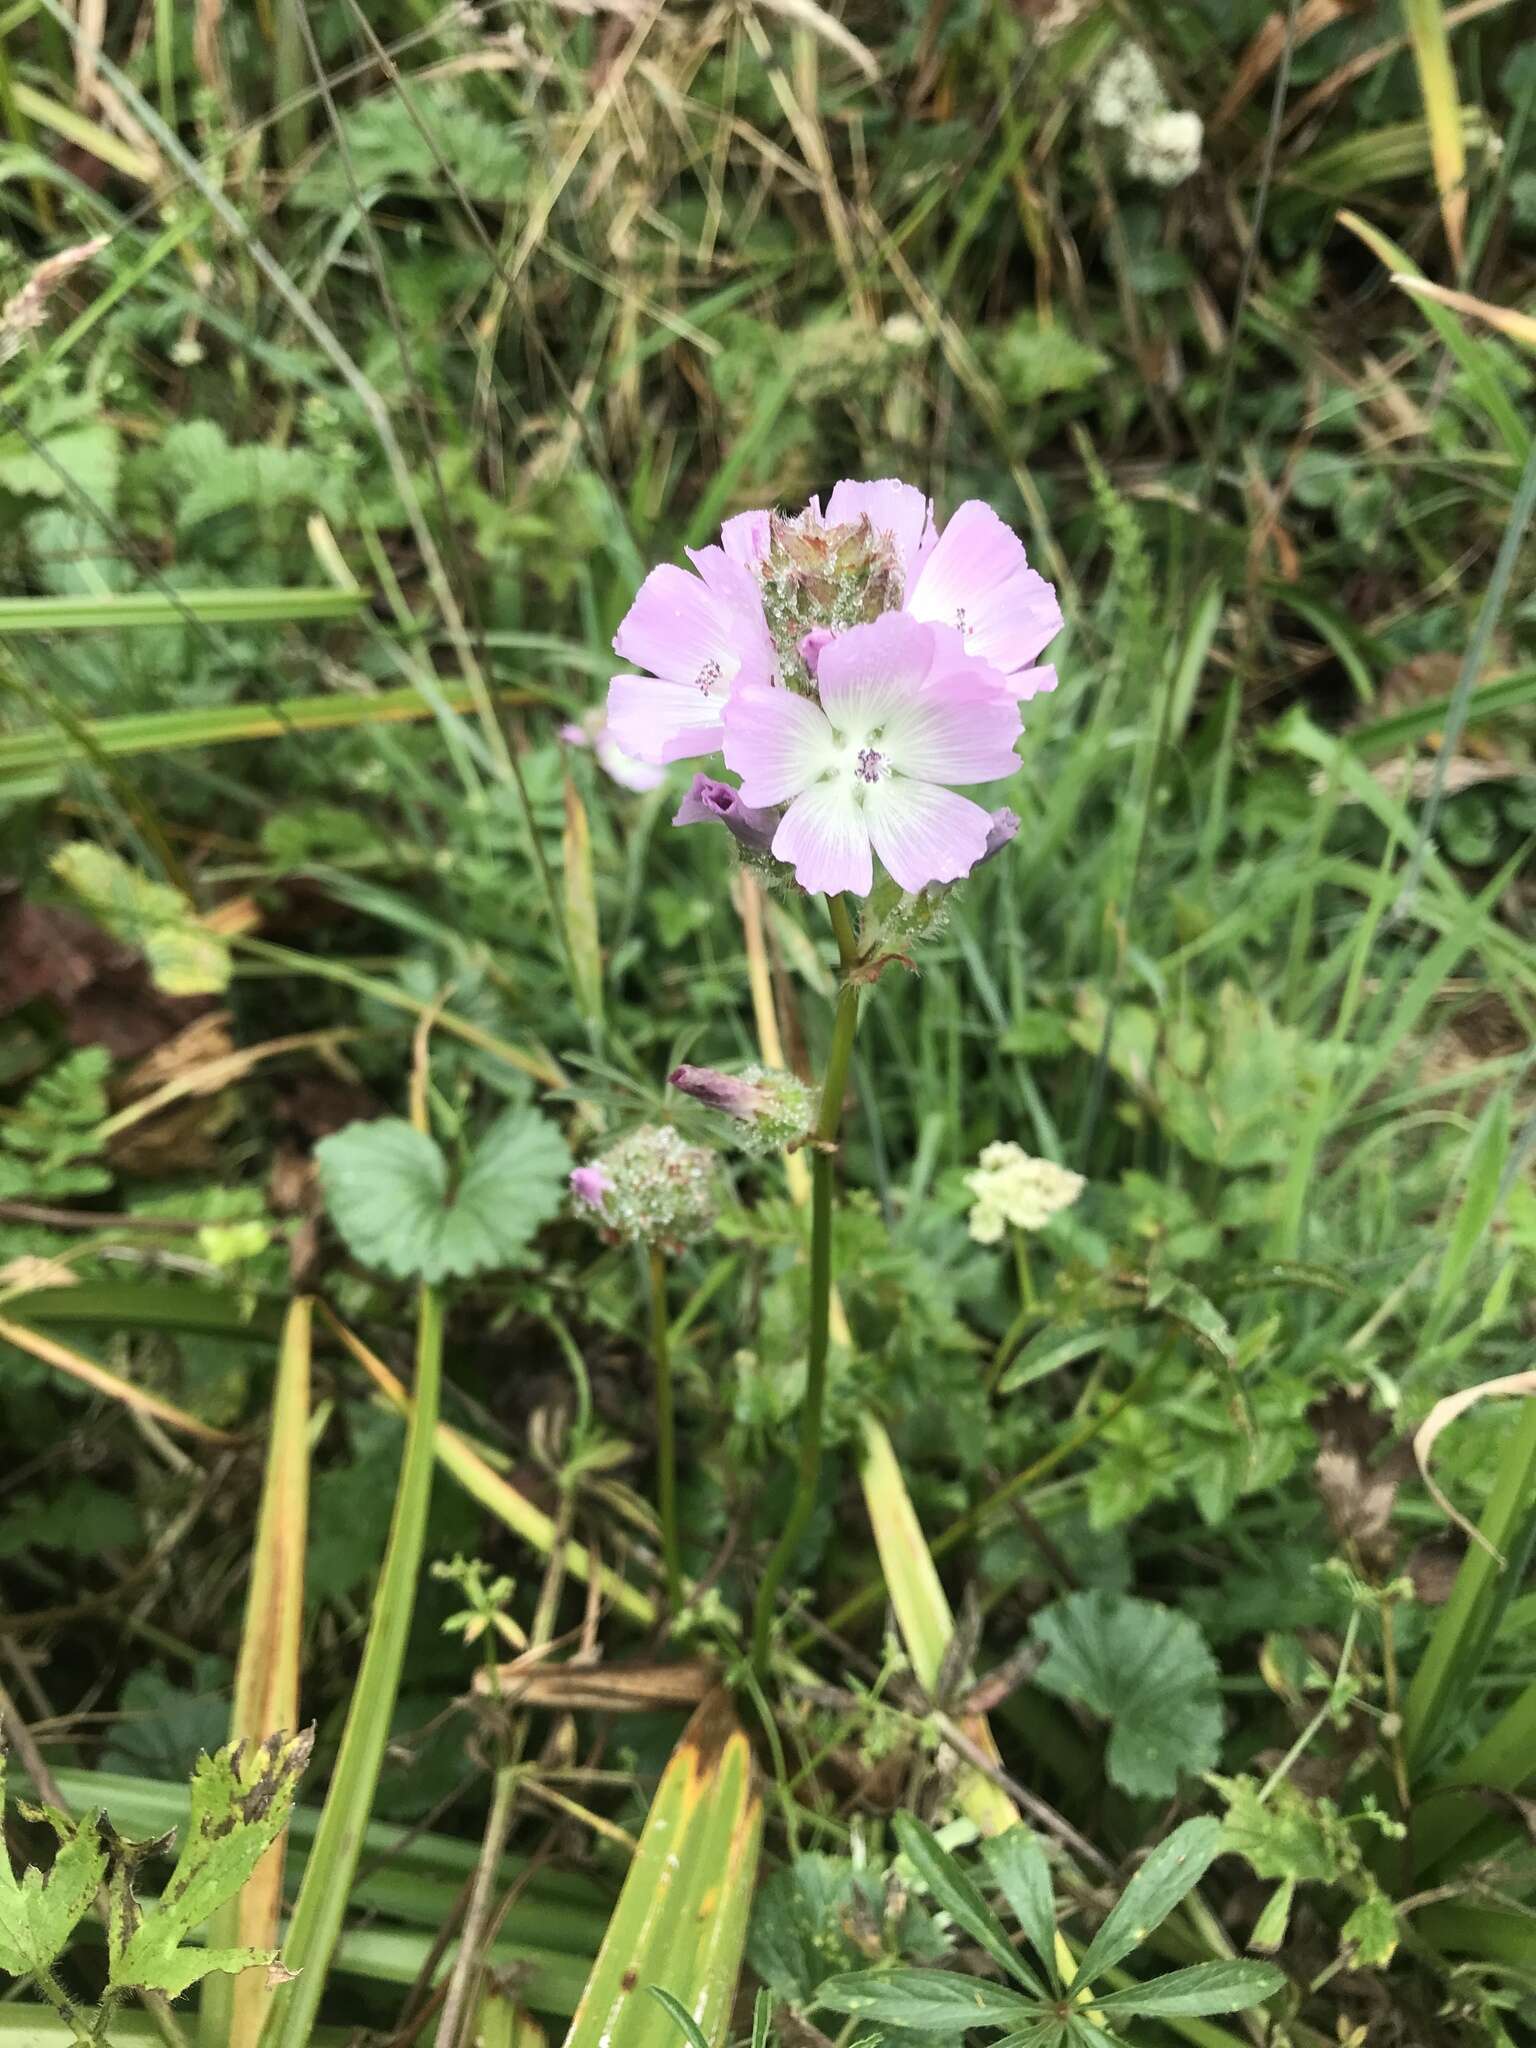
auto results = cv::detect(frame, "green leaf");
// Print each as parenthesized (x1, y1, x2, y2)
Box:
(1093, 1959, 1286, 2016)
(1076, 1819, 1224, 1983)
(315, 1108, 570, 1284)
(0, 1756, 107, 1981)
(1340, 1886, 1399, 1969)
(50, 844, 230, 996)
(893, 1813, 1045, 1995)
(646, 1988, 711, 2048)
(1029, 1593, 1222, 1798)
(982, 1828, 1059, 1985)
(107, 1731, 312, 1997)
(1212, 1774, 1351, 1885)
(816, 1968, 1038, 2031)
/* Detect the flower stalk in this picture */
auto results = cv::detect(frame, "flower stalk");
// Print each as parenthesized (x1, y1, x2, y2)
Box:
(750, 897, 861, 1679)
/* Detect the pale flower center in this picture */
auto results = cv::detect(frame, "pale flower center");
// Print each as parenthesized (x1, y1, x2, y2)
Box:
(855, 747, 886, 783)
(694, 651, 739, 696)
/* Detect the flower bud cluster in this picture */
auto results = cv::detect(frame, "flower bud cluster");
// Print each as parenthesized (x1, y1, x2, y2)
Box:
(759, 512, 906, 691)
(569, 1124, 719, 1247)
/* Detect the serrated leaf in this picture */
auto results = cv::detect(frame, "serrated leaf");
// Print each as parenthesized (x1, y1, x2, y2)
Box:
(1029, 1592, 1222, 1798)
(1077, 1820, 1223, 1984)
(1212, 1774, 1350, 1884)
(0, 1755, 107, 1980)
(1093, 1958, 1285, 2016)
(893, 1813, 1044, 1995)
(983, 1827, 1059, 1986)
(816, 1967, 1038, 2031)
(107, 1731, 312, 1998)
(315, 1108, 569, 1283)
(50, 844, 229, 996)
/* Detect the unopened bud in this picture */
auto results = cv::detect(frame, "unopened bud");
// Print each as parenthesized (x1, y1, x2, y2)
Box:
(673, 774, 779, 854)
(669, 1063, 816, 1154)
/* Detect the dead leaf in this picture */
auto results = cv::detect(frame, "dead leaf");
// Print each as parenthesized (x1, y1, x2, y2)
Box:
(0, 888, 210, 1060)
(1413, 1374, 1536, 1559)
(470, 1659, 716, 1710)
(1307, 1384, 1413, 1569)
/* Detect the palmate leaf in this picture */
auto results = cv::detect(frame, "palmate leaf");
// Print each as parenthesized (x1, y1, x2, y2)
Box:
(816, 1967, 1038, 2032)
(1029, 1592, 1222, 1799)
(315, 1108, 569, 1284)
(107, 1731, 312, 1998)
(0, 1756, 106, 1983)
(1076, 1819, 1223, 1984)
(1093, 1958, 1285, 2017)
(983, 1827, 1059, 1987)
(893, 1812, 1046, 1995)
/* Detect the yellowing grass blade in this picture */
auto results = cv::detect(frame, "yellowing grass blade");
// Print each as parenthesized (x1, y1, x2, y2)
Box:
(859, 1416, 1020, 1838)
(0, 1314, 239, 1444)
(1399, 0, 1467, 267)
(562, 1691, 762, 2048)
(561, 774, 604, 1031)
(200, 1299, 312, 2048)
(1391, 273, 1536, 352)
(318, 1302, 656, 1627)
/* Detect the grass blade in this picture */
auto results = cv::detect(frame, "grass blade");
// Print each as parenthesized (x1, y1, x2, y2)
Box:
(1402, 1395, 1536, 1771)
(1398, 0, 1467, 266)
(200, 1300, 312, 2048)
(561, 1690, 762, 2048)
(0, 590, 366, 631)
(860, 1414, 1020, 1837)
(0, 1315, 239, 1444)
(259, 1286, 444, 2048)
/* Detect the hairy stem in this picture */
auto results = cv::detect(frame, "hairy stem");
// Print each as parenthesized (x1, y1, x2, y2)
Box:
(751, 897, 861, 1679)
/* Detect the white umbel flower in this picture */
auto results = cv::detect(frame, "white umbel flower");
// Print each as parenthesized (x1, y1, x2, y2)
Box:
(965, 1142, 1085, 1244)
(1125, 108, 1205, 188)
(1090, 43, 1165, 131)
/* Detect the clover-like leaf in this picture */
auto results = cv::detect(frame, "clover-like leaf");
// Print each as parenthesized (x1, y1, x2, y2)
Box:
(107, 1730, 311, 1999)
(1029, 1592, 1221, 1799)
(316, 1106, 569, 1283)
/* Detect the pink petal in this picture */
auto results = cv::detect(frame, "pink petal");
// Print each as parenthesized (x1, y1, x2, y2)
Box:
(685, 545, 777, 683)
(612, 563, 743, 691)
(607, 672, 726, 764)
(1012, 662, 1058, 702)
(825, 477, 934, 577)
(879, 673, 1022, 785)
(772, 783, 873, 897)
(722, 682, 835, 806)
(815, 612, 936, 735)
(720, 509, 770, 565)
(595, 727, 666, 791)
(863, 779, 994, 893)
(906, 500, 1063, 673)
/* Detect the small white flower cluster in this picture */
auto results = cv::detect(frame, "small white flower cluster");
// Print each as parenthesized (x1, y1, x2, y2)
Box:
(1090, 43, 1203, 190)
(965, 1142, 1085, 1245)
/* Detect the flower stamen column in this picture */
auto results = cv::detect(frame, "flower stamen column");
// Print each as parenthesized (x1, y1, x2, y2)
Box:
(750, 893, 861, 1680)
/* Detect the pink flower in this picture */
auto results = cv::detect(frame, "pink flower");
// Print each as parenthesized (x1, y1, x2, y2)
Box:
(722, 613, 1022, 898)
(606, 542, 777, 766)
(902, 498, 1061, 697)
(559, 714, 664, 793)
(569, 1164, 614, 1215)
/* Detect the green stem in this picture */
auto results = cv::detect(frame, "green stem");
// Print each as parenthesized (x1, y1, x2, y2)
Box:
(650, 1244, 682, 1613)
(750, 899, 862, 1681)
